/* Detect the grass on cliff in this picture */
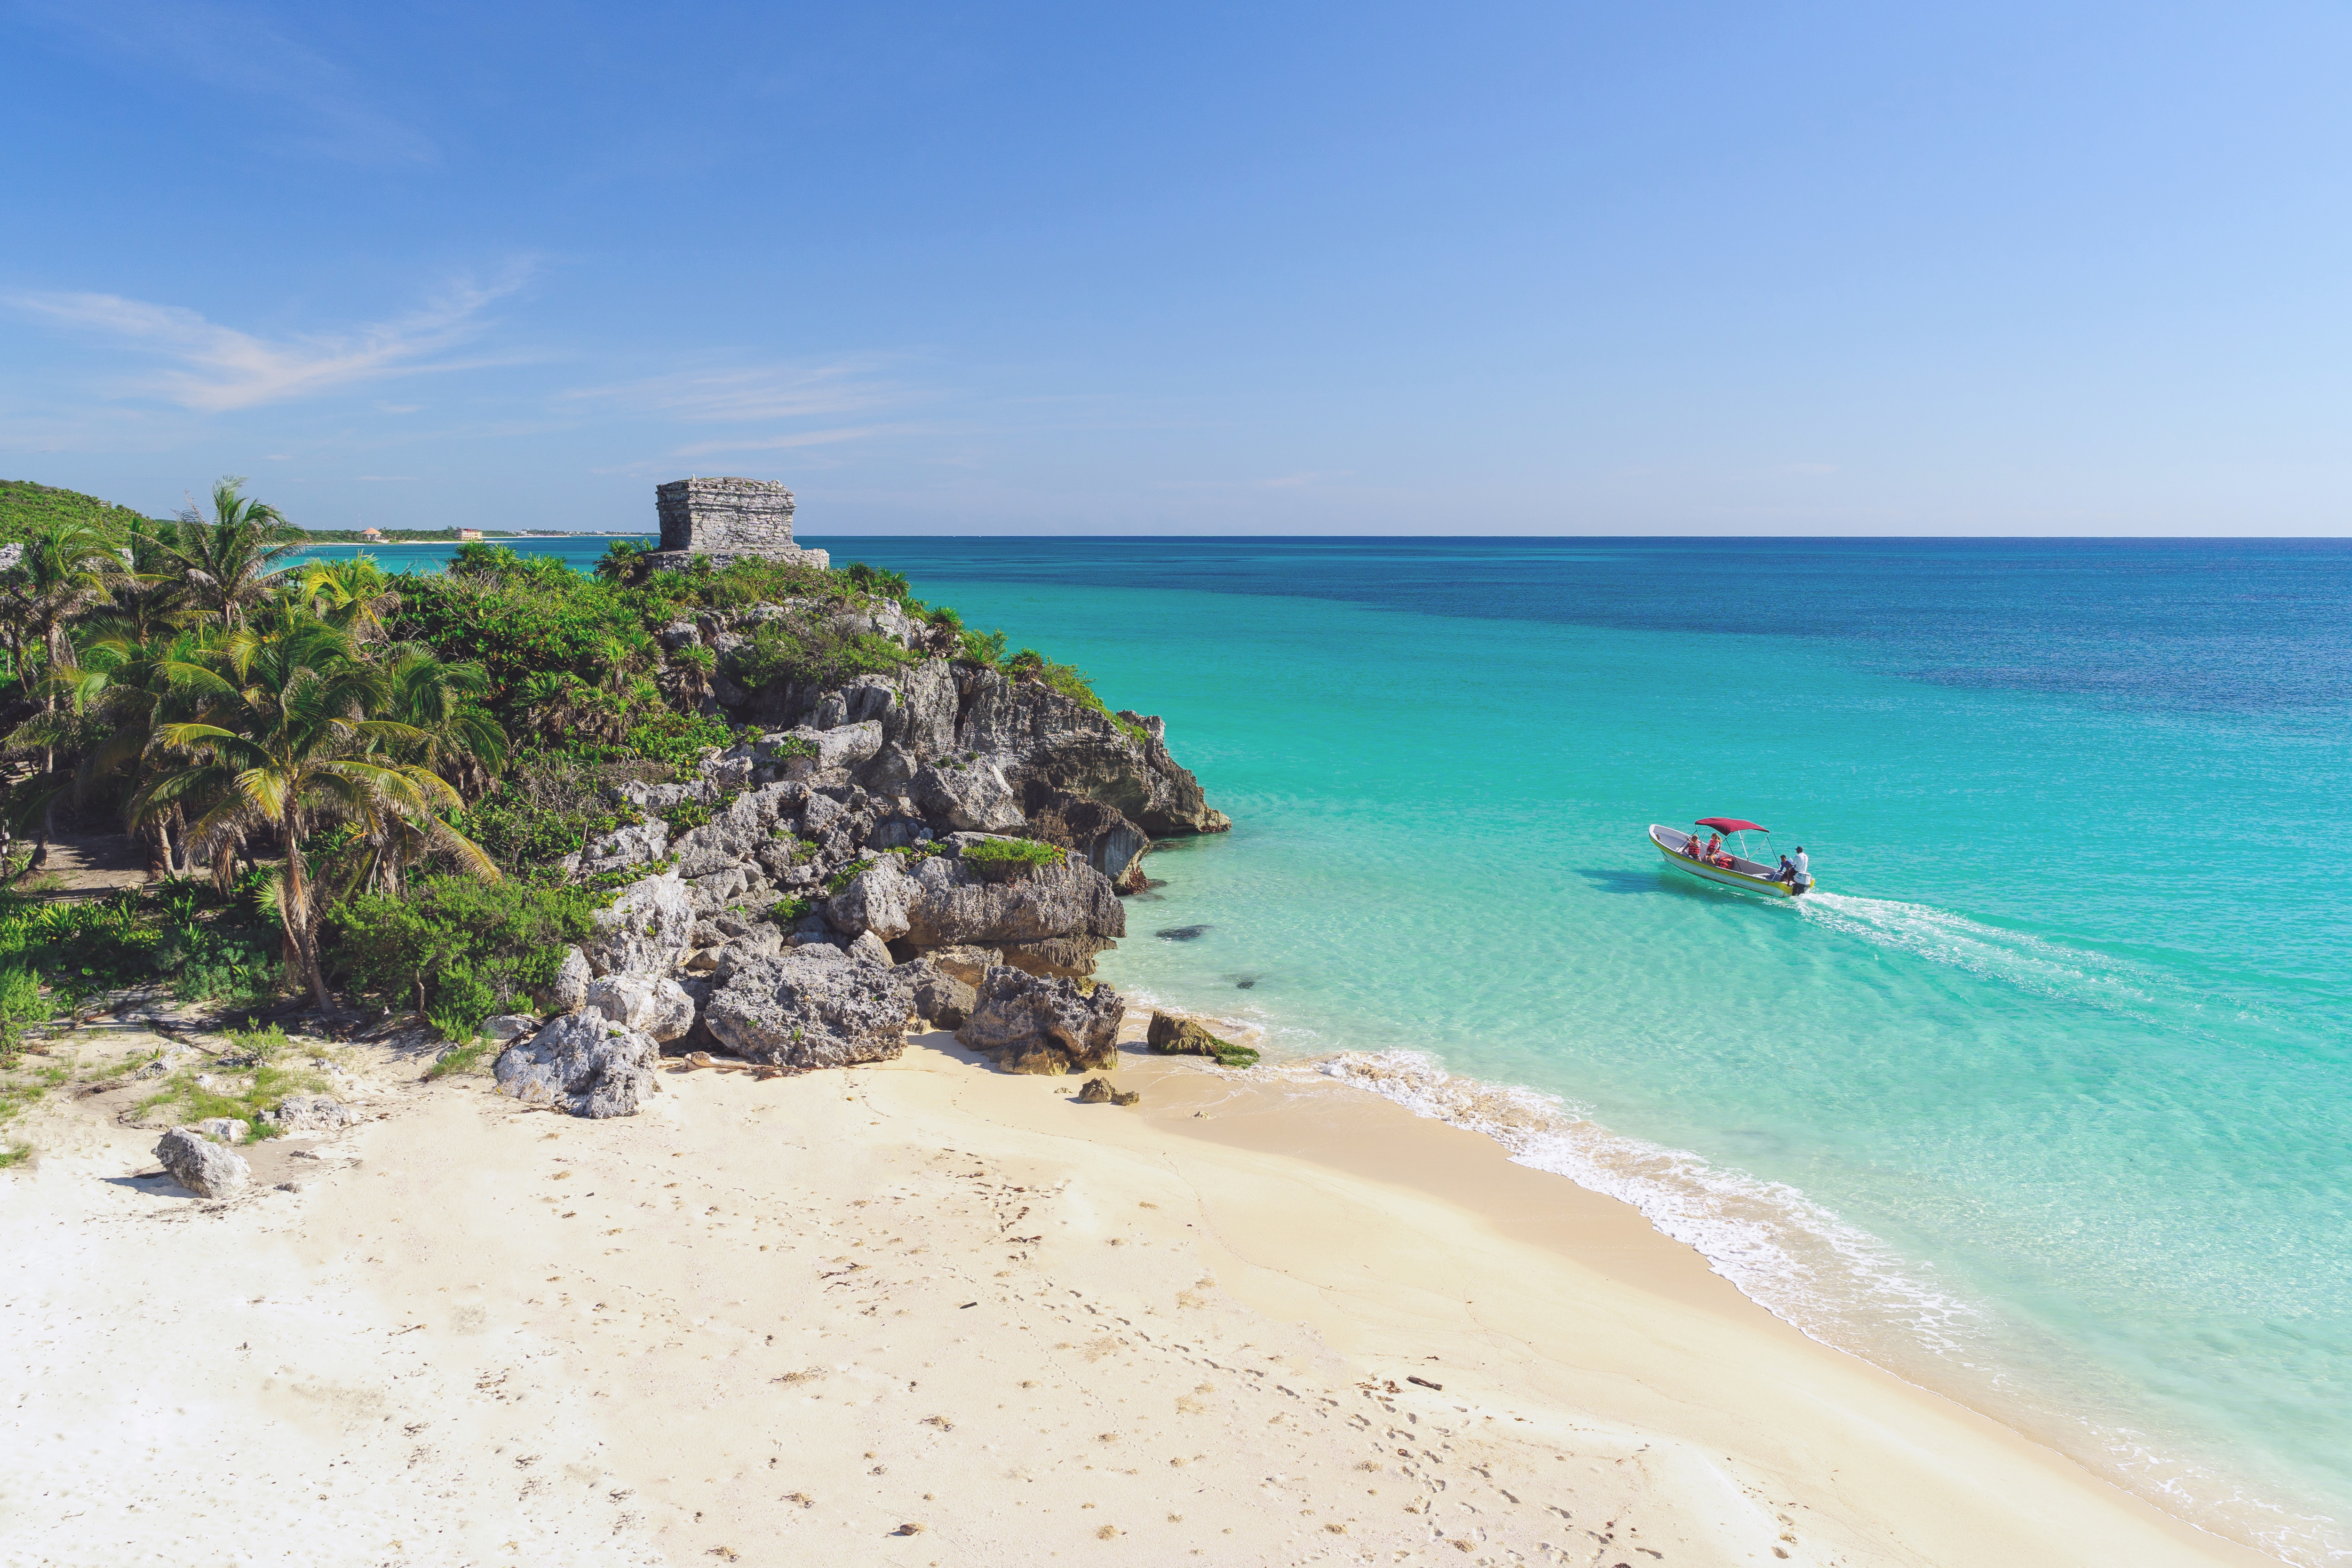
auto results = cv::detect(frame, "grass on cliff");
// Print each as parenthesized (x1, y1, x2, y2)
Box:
(0, 478, 155, 544)
(960, 837, 1066, 877)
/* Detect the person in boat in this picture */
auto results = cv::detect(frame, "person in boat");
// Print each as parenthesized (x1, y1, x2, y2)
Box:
(1776, 853, 1799, 885)
(1683, 832, 1704, 860)
(1706, 832, 1728, 867)
(1791, 846, 1809, 885)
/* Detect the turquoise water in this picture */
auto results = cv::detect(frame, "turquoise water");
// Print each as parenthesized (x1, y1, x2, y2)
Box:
(326, 535, 2352, 1562)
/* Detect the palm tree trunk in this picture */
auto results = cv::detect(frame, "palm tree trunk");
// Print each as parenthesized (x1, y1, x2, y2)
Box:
(280, 827, 334, 1012)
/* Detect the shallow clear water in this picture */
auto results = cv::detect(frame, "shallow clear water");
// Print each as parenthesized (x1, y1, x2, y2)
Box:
(325, 535, 2352, 1561)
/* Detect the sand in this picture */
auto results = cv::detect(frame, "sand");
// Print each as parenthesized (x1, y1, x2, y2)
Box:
(0, 1022, 2277, 1568)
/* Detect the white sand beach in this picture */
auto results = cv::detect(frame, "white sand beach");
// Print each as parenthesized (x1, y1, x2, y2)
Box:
(0, 1023, 2274, 1568)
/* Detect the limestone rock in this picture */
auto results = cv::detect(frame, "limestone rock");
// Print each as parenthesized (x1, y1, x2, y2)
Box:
(823, 861, 915, 940)
(952, 667, 1229, 837)
(155, 1127, 250, 1199)
(261, 1095, 358, 1133)
(955, 966, 1125, 1075)
(541, 946, 593, 1012)
(847, 930, 894, 969)
(482, 1014, 539, 1042)
(1147, 1011, 1225, 1056)
(702, 947, 915, 1070)
(581, 872, 696, 977)
(911, 756, 1025, 833)
(192, 1117, 247, 1144)
(922, 945, 1002, 987)
(585, 974, 699, 1042)
(493, 1012, 662, 1118)
(898, 960, 976, 1029)
(899, 851, 1125, 971)
(578, 818, 668, 876)
(999, 935, 1117, 981)
(1075, 1076, 1139, 1106)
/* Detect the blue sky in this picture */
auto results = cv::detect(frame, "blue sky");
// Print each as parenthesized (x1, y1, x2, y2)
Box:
(4, 1, 2349, 536)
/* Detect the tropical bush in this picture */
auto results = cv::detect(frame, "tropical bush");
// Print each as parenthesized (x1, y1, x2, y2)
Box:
(329, 877, 603, 1040)
(959, 837, 1065, 878)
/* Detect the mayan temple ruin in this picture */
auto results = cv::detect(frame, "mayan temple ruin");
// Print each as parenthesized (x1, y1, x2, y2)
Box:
(645, 476, 830, 571)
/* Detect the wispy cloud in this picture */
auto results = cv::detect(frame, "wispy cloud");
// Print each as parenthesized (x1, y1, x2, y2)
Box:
(356, 474, 419, 482)
(17, 0, 434, 165)
(561, 358, 907, 424)
(11, 274, 527, 413)
(673, 425, 889, 457)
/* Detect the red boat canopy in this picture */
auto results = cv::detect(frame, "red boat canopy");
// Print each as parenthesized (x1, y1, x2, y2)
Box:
(1694, 817, 1769, 834)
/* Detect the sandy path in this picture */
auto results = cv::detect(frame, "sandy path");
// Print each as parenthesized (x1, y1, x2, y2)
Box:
(0, 1029, 2274, 1568)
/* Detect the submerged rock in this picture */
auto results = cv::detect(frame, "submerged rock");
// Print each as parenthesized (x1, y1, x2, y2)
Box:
(155, 1127, 249, 1199)
(493, 1013, 662, 1118)
(955, 966, 1124, 1075)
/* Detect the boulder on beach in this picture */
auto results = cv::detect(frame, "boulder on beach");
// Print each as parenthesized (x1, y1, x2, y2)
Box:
(493, 1012, 663, 1118)
(955, 966, 1124, 1075)
(155, 1126, 250, 1199)
(1075, 1075, 1139, 1106)
(702, 947, 914, 1069)
(1146, 1010, 1259, 1068)
(261, 1095, 358, 1133)
(898, 959, 977, 1029)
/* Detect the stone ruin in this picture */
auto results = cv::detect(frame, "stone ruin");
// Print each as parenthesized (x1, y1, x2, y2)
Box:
(644, 476, 830, 573)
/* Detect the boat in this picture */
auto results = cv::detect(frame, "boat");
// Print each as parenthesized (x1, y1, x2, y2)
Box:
(1648, 817, 1814, 896)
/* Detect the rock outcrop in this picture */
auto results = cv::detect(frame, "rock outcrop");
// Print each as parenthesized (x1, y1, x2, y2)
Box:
(512, 576, 1226, 1114)
(155, 1127, 250, 1199)
(582, 872, 696, 977)
(955, 967, 1124, 1075)
(702, 947, 914, 1069)
(493, 1013, 663, 1118)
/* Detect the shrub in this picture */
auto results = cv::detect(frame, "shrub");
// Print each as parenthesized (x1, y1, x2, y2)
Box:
(733, 614, 915, 690)
(329, 878, 602, 1039)
(770, 895, 812, 924)
(453, 749, 675, 870)
(959, 837, 1065, 880)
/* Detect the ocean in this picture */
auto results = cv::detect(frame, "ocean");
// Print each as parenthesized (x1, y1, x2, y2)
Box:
(311, 533, 2352, 1563)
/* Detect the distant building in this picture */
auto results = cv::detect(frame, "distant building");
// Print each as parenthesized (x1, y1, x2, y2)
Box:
(457, 528, 484, 541)
(645, 476, 829, 571)
(360, 526, 384, 540)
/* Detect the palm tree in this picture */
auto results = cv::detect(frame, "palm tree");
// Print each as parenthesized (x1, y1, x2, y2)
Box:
(0, 521, 132, 707)
(55, 624, 216, 876)
(595, 539, 651, 585)
(132, 615, 497, 1009)
(300, 556, 401, 643)
(162, 477, 303, 628)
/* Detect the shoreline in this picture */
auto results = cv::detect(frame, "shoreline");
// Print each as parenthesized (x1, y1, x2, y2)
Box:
(3, 1020, 2276, 1566)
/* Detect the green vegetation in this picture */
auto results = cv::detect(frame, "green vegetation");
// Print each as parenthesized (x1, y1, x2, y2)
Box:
(0, 468, 1129, 1039)
(959, 836, 1066, 878)
(0, 882, 280, 1015)
(770, 894, 813, 924)
(329, 878, 604, 1040)
(0, 479, 154, 545)
(735, 614, 916, 689)
(297, 528, 542, 543)
(136, 1021, 329, 1142)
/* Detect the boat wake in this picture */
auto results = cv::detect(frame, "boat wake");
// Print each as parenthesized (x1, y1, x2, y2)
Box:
(1796, 890, 2161, 1012)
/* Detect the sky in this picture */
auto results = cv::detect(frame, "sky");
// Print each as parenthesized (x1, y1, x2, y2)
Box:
(3, 1, 2350, 537)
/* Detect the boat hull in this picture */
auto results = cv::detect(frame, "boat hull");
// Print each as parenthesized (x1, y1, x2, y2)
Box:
(1648, 826, 1811, 897)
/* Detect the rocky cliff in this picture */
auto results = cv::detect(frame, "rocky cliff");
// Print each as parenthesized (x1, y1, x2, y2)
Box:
(497, 590, 1227, 1114)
